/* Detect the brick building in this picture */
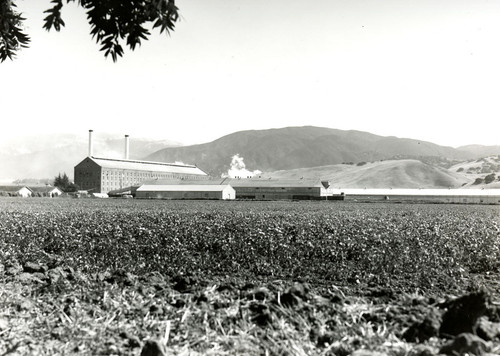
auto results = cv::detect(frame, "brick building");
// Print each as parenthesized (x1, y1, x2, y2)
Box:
(74, 157, 208, 193)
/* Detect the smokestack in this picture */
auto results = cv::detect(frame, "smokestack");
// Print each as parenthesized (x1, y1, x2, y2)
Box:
(88, 130, 93, 157)
(124, 134, 130, 160)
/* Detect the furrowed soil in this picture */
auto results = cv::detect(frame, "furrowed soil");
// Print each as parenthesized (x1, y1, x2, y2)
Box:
(0, 198, 499, 355)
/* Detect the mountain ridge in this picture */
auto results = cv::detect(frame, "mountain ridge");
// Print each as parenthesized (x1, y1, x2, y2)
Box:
(145, 126, 487, 176)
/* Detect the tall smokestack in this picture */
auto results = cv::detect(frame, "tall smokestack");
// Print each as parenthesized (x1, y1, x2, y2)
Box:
(88, 130, 93, 157)
(124, 134, 130, 160)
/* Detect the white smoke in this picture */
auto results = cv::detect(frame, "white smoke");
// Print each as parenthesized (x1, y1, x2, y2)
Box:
(224, 154, 262, 179)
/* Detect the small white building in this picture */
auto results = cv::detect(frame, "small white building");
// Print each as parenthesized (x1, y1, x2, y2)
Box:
(136, 184, 236, 200)
(0, 185, 32, 197)
(29, 186, 64, 197)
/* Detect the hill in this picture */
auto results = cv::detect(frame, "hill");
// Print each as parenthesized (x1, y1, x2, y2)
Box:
(457, 145, 500, 158)
(257, 160, 470, 189)
(146, 126, 477, 176)
(449, 155, 500, 189)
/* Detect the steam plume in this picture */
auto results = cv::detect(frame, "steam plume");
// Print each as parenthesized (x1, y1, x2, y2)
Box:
(224, 154, 262, 178)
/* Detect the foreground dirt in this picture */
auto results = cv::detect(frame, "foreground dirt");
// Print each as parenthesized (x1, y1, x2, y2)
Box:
(1, 261, 499, 356)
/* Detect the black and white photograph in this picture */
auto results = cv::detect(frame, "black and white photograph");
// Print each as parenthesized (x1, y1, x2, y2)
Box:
(1, 1, 499, 355)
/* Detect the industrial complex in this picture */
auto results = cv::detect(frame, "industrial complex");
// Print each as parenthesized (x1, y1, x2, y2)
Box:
(74, 131, 209, 193)
(69, 130, 500, 204)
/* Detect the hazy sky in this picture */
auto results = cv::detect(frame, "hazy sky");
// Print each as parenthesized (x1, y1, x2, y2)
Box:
(2, 0, 500, 147)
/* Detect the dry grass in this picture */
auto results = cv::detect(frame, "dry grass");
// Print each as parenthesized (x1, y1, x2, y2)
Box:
(1, 267, 499, 356)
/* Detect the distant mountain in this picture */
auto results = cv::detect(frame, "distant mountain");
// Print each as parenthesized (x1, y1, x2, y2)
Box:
(457, 145, 500, 158)
(145, 126, 477, 176)
(0, 133, 180, 181)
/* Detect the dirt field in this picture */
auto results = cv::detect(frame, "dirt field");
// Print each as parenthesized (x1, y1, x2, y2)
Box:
(0, 198, 499, 355)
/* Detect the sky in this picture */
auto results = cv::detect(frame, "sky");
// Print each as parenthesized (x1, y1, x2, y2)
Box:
(1, 0, 500, 148)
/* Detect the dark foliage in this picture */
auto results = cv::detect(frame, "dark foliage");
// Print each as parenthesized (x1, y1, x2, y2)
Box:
(0, 0, 30, 61)
(484, 173, 496, 184)
(53, 172, 78, 192)
(1, 0, 179, 62)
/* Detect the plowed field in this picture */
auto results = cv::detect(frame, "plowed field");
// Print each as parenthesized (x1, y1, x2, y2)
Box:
(0, 198, 499, 355)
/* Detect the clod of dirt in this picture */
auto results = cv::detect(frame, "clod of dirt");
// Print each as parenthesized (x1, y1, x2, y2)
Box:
(103, 269, 136, 286)
(15, 299, 34, 312)
(278, 282, 310, 307)
(329, 342, 354, 356)
(16, 272, 46, 284)
(242, 282, 255, 291)
(47, 267, 67, 284)
(119, 331, 141, 348)
(315, 331, 336, 348)
(5, 262, 23, 276)
(408, 344, 437, 356)
(140, 339, 166, 356)
(250, 303, 272, 326)
(23, 262, 48, 273)
(368, 287, 395, 301)
(475, 317, 500, 341)
(217, 283, 235, 293)
(350, 349, 387, 356)
(289, 282, 310, 299)
(149, 304, 164, 315)
(439, 290, 488, 337)
(403, 309, 441, 342)
(486, 305, 500, 323)
(328, 292, 344, 304)
(313, 295, 333, 307)
(439, 333, 490, 355)
(171, 299, 185, 309)
(250, 286, 272, 301)
(172, 275, 199, 293)
(279, 292, 301, 308)
(44, 253, 63, 269)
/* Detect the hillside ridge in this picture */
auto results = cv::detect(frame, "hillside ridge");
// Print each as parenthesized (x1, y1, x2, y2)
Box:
(146, 126, 494, 176)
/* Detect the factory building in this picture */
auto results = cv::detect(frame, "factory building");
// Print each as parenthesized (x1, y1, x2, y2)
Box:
(136, 184, 235, 200)
(228, 179, 331, 200)
(74, 131, 208, 193)
(138, 178, 332, 200)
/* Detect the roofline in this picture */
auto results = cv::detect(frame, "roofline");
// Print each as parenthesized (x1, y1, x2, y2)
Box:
(137, 184, 233, 191)
(90, 156, 200, 169)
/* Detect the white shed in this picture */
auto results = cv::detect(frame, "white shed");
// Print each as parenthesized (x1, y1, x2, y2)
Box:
(0, 186, 32, 197)
(29, 186, 64, 197)
(136, 184, 235, 200)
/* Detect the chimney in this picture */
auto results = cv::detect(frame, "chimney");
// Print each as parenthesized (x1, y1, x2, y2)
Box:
(88, 130, 93, 157)
(124, 134, 130, 160)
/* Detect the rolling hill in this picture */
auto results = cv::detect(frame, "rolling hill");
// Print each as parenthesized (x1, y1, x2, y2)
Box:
(146, 126, 480, 176)
(257, 160, 471, 189)
(457, 145, 500, 158)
